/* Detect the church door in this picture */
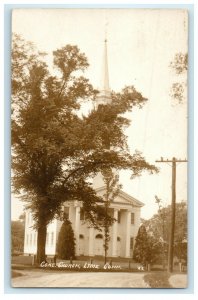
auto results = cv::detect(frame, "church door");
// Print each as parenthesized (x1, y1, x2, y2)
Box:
(117, 240, 121, 257)
(94, 234, 103, 256)
(79, 235, 85, 255)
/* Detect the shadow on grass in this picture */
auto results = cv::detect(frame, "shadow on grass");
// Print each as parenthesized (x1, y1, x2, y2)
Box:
(12, 270, 24, 278)
(144, 272, 172, 288)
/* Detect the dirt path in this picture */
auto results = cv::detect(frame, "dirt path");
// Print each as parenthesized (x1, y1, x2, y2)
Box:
(169, 274, 187, 288)
(12, 270, 149, 288)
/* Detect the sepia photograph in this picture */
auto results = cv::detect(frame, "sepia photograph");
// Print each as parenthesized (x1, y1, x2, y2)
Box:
(11, 8, 188, 288)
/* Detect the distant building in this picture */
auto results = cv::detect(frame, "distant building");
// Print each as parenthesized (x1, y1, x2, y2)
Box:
(24, 39, 144, 258)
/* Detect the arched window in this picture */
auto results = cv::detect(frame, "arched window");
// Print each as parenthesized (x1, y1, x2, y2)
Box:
(79, 234, 84, 239)
(80, 209, 85, 221)
(34, 233, 37, 245)
(95, 234, 103, 239)
(131, 213, 135, 225)
(117, 237, 121, 242)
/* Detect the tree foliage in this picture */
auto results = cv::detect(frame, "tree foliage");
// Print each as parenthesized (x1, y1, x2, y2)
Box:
(11, 219, 25, 254)
(133, 224, 160, 267)
(143, 201, 187, 262)
(169, 53, 188, 75)
(57, 219, 75, 259)
(11, 33, 158, 262)
(169, 52, 188, 104)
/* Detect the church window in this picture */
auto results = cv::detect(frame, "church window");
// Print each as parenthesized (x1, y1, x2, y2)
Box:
(46, 232, 49, 245)
(130, 237, 134, 249)
(80, 209, 85, 221)
(117, 211, 121, 223)
(131, 213, 135, 224)
(79, 234, 84, 239)
(117, 236, 121, 242)
(95, 234, 103, 239)
(64, 207, 69, 220)
(51, 232, 54, 245)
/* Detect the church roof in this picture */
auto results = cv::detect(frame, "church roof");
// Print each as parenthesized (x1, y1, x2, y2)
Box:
(95, 186, 144, 208)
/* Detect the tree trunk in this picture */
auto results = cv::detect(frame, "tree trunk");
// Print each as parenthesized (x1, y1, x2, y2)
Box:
(36, 223, 47, 264)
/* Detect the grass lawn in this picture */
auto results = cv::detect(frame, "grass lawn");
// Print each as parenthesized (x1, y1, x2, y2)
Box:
(12, 255, 33, 265)
(144, 271, 172, 288)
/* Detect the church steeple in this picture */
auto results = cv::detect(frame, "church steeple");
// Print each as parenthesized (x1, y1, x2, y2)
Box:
(95, 39, 111, 108)
(102, 39, 110, 94)
(93, 36, 119, 189)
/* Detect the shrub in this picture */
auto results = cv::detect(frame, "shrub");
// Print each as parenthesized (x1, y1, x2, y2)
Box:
(57, 219, 75, 259)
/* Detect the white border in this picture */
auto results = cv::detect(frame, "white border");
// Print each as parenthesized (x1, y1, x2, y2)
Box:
(1, 0, 197, 299)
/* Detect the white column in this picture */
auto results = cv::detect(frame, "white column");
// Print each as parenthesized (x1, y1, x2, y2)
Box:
(112, 209, 118, 257)
(75, 206, 80, 256)
(68, 206, 75, 223)
(125, 211, 131, 258)
(88, 227, 94, 256)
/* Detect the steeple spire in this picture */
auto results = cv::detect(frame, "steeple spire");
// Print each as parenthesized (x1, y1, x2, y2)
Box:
(93, 28, 119, 189)
(95, 38, 111, 108)
(102, 38, 110, 93)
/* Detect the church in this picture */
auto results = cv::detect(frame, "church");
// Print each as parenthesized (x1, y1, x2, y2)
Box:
(24, 39, 144, 259)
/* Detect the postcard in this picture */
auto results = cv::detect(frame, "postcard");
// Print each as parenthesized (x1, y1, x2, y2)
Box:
(11, 8, 188, 288)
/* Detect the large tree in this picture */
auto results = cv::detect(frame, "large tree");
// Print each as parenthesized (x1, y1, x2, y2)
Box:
(143, 201, 187, 263)
(133, 224, 160, 268)
(11, 34, 157, 263)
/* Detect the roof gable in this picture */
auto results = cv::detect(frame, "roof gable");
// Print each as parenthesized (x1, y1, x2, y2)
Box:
(95, 186, 144, 207)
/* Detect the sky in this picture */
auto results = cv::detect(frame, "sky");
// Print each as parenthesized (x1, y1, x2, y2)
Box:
(11, 8, 188, 220)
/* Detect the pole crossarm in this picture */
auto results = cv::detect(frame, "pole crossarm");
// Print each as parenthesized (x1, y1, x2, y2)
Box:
(155, 158, 187, 163)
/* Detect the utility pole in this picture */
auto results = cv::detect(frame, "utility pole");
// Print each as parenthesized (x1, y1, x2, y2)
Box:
(155, 157, 187, 272)
(155, 195, 166, 270)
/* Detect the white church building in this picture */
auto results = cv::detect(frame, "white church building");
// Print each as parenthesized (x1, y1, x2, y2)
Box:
(24, 39, 144, 259)
(24, 185, 143, 258)
(24, 183, 143, 258)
